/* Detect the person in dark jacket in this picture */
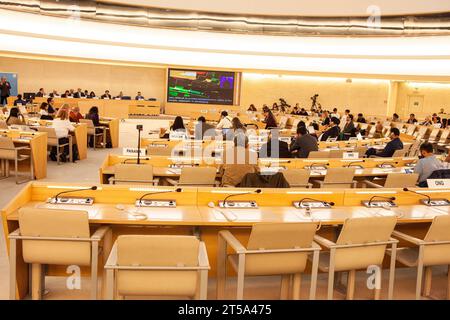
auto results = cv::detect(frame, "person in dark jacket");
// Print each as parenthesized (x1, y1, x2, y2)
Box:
(259, 133, 292, 159)
(320, 117, 341, 141)
(262, 106, 277, 129)
(356, 113, 366, 123)
(341, 114, 356, 140)
(86, 106, 102, 147)
(237, 172, 290, 188)
(366, 127, 403, 157)
(290, 126, 318, 158)
(0, 77, 11, 106)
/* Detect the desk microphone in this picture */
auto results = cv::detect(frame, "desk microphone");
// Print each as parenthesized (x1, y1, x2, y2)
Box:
(346, 160, 365, 168)
(122, 157, 150, 164)
(378, 161, 399, 168)
(299, 198, 335, 208)
(222, 189, 262, 206)
(53, 186, 97, 203)
(403, 188, 431, 205)
(138, 188, 182, 206)
(368, 195, 396, 207)
(306, 163, 329, 169)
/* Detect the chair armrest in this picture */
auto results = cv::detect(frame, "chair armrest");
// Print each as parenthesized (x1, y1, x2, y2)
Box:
(392, 230, 424, 245)
(165, 178, 179, 186)
(364, 179, 383, 188)
(198, 241, 210, 269)
(8, 228, 21, 239)
(218, 230, 247, 254)
(313, 235, 336, 249)
(104, 242, 118, 269)
(91, 226, 110, 241)
(15, 146, 30, 151)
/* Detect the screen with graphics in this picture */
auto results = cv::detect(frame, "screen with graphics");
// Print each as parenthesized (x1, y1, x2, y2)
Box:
(167, 69, 235, 105)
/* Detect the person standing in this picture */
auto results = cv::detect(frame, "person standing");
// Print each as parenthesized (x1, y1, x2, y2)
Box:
(0, 76, 11, 106)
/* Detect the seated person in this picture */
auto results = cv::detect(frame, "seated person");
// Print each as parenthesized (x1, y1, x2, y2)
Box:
(356, 113, 366, 123)
(392, 113, 401, 122)
(421, 116, 432, 126)
(262, 106, 277, 129)
(247, 104, 257, 112)
(220, 135, 259, 187)
(366, 127, 403, 157)
(299, 108, 308, 116)
(39, 102, 53, 120)
(258, 132, 292, 158)
(51, 109, 76, 162)
(194, 116, 216, 140)
(414, 142, 444, 185)
(341, 114, 356, 140)
(406, 113, 418, 124)
(69, 106, 84, 123)
(35, 88, 45, 97)
(100, 90, 112, 99)
(216, 111, 233, 130)
(73, 88, 85, 98)
(135, 92, 145, 100)
(320, 117, 341, 141)
(290, 126, 318, 158)
(373, 121, 384, 138)
(6, 107, 25, 126)
(13, 94, 27, 106)
(165, 116, 187, 140)
(85, 106, 103, 147)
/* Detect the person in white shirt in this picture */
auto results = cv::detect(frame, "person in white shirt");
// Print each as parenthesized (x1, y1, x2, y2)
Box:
(330, 108, 339, 119)
(50, 109, 76, 162)
(216, 111, 233, 130)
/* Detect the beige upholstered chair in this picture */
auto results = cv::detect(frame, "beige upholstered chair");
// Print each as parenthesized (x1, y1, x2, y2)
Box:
(313, 168, 357, 188)
(9, 207, 111, 300)
(0, 136, 33, 184)
(109, 164, 159, 186)
(354, 146, 368, 158)
(392, 148, 409, 157)
(0, 120, 8, 129)
(329, 150, 345, 158)
(314, 216, 398, 300)
(364, 173, 419, 188)
(147, 143, 174, 156)
(389, 215, 450, 300)
(308, 151, 331, 159)
(80, 119, 106, 150)
(168, 167, 217, 187)
(37, 127, 72, 164)
(217, 222, 321, 300)
(220, 164, 258, 187)
(104, 235, 209, 300)
(282, 169, 312, 188)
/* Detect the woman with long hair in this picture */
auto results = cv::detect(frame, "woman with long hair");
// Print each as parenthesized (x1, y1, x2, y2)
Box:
(262, 106, 277, 129)
(231, 117, 246, 133)
(6, 107, 25, 125)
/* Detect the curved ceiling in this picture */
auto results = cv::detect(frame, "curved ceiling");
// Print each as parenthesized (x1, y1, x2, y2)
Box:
(0, 8, 450, 80)
(100, 0, 450, 17)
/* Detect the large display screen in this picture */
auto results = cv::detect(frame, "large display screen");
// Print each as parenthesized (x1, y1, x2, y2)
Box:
(167, 69, 235, 105)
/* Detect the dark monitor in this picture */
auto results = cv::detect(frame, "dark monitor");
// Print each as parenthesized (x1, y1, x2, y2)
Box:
(121, 96, 131, 100)
(23, 93, 36, 100)
(148, 98, 157, 101)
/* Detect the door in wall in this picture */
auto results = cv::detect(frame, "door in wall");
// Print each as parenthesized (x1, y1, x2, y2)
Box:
(407, 95, 424, 115)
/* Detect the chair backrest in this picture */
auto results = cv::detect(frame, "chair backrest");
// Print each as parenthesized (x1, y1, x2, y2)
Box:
(0, 136, 16, 160)
(438, 130, 450, 143)
(80, 119, 94, 129)
(334, 216, 397, 270)
(282, 169, 311, 187)
(354, 146, 368, 158)
(18, 207, 91, 266)
(384, 173, 419, 188)
(179, 167, 217, 186)
(422, 215, 450, 265)
(37, 126, 58, 144)
(147, 143, 174, 156)
(392, 148, 408, 157)
(406, 125, 416, 136)
(322, 168, 355, 188)
(221, 164, 258, 187)
(116, 235, 199, 296)
(114, 163, 153, 184)
(244, 222, 318, 275)
(329, 150, 345, 158)
(0, 120, 8, 129)
(428, 128, 440, 141)
(278, 116, 288, 129)
(308, 151, 330, 159)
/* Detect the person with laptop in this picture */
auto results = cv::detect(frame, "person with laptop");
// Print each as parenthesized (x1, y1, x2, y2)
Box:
(414, 142, 445, 185)
(290, 126, 318, 158)
(320, 117, 341, 141)
(366, 127, 403, 157)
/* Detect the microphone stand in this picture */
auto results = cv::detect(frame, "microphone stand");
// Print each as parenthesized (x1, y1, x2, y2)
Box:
(136, 124, 143, 165)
